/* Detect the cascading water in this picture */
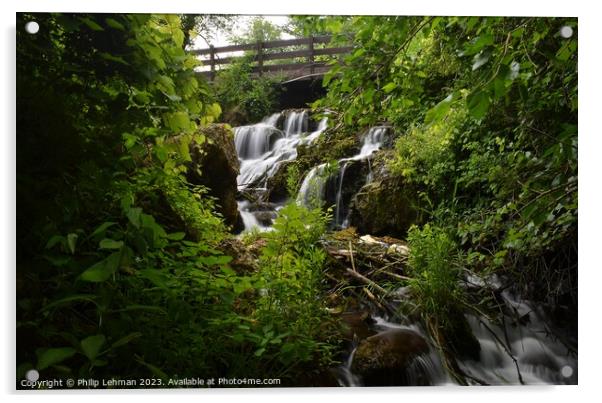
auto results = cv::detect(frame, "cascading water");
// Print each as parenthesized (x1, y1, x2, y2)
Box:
(336, 276, 577, 386)
(232, 111, 576, 385)
(234, 110, 328, 232)
(296, 163, 328, 208)
(297, 126, 389, 226)
(457, 289, 577, 385)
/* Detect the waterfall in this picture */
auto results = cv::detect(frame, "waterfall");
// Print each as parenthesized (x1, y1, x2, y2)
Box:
(296, 163, 327, 208)
(336, 275, 577, 386)
(457, 288, 578, 385)
(283, 110, 308, 136)
(235, 110, 327, 232)
(334, 161, 349, 227)
(331, 126, 389, 226)
(234, 124, 283, 160)
(235, 111, 327, 191)
(357, 126, 387, 159)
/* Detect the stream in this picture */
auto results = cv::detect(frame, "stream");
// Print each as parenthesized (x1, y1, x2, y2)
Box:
(232, 110, 577, 386)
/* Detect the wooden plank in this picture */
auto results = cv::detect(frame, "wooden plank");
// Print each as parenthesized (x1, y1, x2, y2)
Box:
(254, 62, 328, 73)
(314, 46, 353, 56)
(191, 42, 256, 55)
(208, 47, 350, 66)
(192, 35, 333, 55)
(261, 49, 312, 61)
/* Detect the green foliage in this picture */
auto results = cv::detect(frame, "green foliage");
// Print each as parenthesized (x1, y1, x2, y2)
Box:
(285, 163, 302, 197)
(253, 203, 336, 373)
(313, 15, 577, 307)
(213, 57, 282, 124)
(229, 16, 283, 45)
(16, 12, 271, 383)
(406, 224, 464, 323)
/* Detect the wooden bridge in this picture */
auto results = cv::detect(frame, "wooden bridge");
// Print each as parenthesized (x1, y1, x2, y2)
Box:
(191, 35, 352, 83)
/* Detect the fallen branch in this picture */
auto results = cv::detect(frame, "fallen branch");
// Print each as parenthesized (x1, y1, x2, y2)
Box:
(345, 268, 388, 296)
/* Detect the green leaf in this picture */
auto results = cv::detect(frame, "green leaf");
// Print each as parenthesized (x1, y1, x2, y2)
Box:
(105, 17, 125, 31)
(135, 357, 169, 380)
(165, 111, 191, 133)
(37, 347, 76, 370)
(41, 294, 99, 312)
(90, 222, 117, 238)
(81, 335, 106, 361)
(138, 269, 169, 289)
(166, 232, 186, 241)
(99, 238, 124, 250)
(67, 233, 78, 255)
(45, 235, 63, 250)
(466, 90, 490, 119)
(111, 332, 143, 349)
(80, 252, 121, 282)
(462, 33, 494, 56)
(382, 82, 397, 93)
(425, 94, 453, 124)
(127, 207, 142, 228)
(80, 17, 104, 31)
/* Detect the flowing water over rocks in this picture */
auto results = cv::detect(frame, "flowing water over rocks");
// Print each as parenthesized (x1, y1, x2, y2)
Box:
(231, 110, 576, 386)
(234, 110, 327, 232)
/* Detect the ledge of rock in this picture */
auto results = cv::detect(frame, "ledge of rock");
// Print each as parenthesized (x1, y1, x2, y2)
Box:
(187, 124, 243, 233)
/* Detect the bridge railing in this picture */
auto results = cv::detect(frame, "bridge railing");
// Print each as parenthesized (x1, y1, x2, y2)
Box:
(191, 35, 352, 80)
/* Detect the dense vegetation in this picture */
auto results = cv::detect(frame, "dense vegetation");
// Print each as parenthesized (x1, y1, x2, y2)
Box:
(16, 13, 334, 385)
(300, 15, 577, 327)
(16, 13, 577, 387)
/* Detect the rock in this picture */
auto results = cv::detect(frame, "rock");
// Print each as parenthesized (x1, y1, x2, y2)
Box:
(265, 160, 295, 202)
(351, 328, 430, 386)
(441, 310, 482, 362)
(348, 177, 419, 238)
(253, 210, 276, 226)
(339, 311, 377, 342)
(218, 238, 259, 274)
(187, 124, 243, 232)
(346, 150, 420, 237)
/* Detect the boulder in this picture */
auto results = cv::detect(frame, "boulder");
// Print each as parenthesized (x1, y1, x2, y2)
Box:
(265, 160, 295, 202)
(187, 124, 243, 232)
(218, 238, 259, 274)
(339, 311, 377, 342)
(351, 328, 430, 386)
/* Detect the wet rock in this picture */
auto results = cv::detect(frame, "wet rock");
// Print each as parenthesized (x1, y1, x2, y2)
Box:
(348, 177, 419, 238)
(265, 160, 295, 202)
(441, 310, 482, 362)
(275, 108, 310, 132)
(339, 311, 377, 342)
(346, 151, 420, 237)
(253, 210, 276, 226)
(187, 124, 243, 232)
(323, 159, 371, 226)
(351, 328, 430, 386)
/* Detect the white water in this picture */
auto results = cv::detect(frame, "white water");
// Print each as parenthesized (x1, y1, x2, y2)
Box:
(458, 289, 577, 385)
(235, 111, 328, 232)
(297, 126, 389, 226)
(338, 286, 577, 386)
(296, 163, 327, 208)
(336, 316, 452, 387)
(235, 112, 327, 192)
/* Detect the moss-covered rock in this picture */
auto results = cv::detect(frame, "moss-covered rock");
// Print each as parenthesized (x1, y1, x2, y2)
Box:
(351, 328, 430, 386)
(187, 124, 243, 232)
(340, 151, 418, 237)
(265, 160, 295, 202)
